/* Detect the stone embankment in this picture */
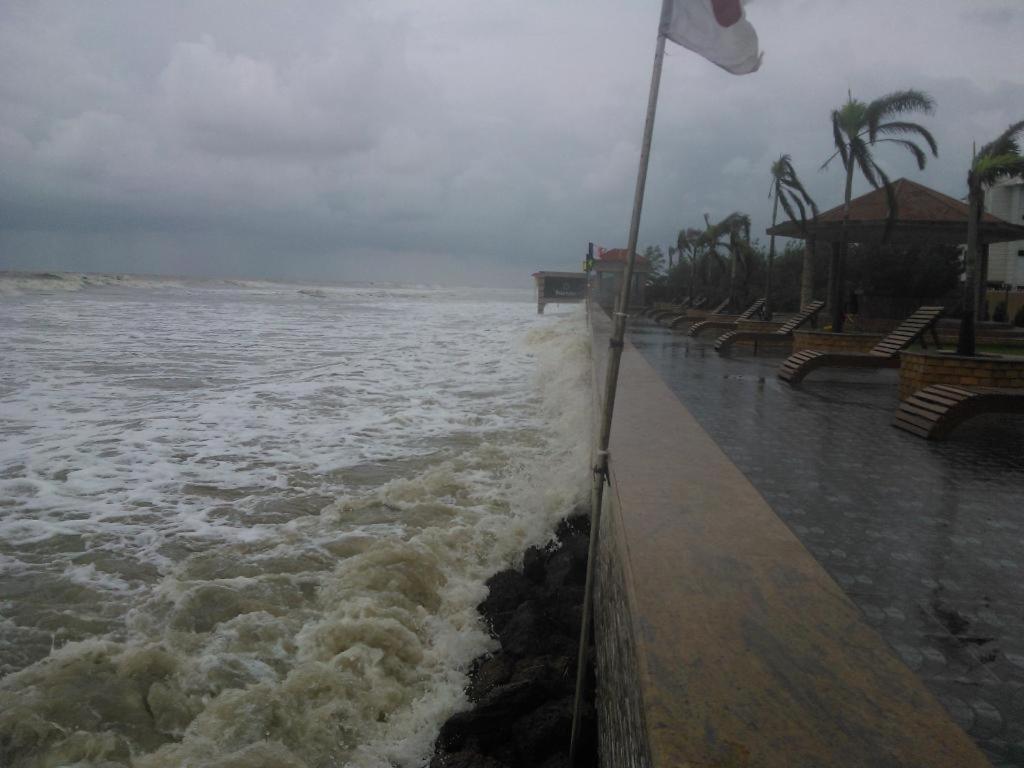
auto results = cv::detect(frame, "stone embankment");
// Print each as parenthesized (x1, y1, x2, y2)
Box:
(430, 512, 596, 768)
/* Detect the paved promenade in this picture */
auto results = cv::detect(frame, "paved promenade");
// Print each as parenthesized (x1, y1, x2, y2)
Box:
(629, 319, 1024, 766)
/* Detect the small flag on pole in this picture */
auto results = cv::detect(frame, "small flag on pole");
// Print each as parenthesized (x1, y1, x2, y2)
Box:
(664, 0, 762, 75)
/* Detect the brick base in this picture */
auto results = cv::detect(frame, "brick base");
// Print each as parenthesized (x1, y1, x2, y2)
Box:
(791, 330, 886, 354)
(899, 351, 1024, 400)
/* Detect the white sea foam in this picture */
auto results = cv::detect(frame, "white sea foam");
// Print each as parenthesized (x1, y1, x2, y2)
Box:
(0, 277, 590, 767)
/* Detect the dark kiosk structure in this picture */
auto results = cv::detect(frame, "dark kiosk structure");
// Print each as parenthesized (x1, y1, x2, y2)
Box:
(591, 248, 651, 312)
(532, 271, 588, 314)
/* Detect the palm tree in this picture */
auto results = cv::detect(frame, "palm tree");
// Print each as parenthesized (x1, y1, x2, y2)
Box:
(822, 89, 938, 331)
(697, 214, 730, 303)
(701, 212, 751, 309)
(956, 121, 1024, 356)
(768, 155, 818, 318)
(675, 227, 702, 304)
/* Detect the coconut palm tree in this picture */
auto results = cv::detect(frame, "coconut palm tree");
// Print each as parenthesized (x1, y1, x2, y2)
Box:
(956, 121, 1024, 356)
(822, 89, 938, 331)
(697, 214, 730, 303)
(700, 212, 751, 309)
(724, 213, 753, 308)
(768, 155, 818, 318)
(675, 227, 703, 304)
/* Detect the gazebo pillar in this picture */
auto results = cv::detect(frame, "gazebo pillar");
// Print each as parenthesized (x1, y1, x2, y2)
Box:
(800, 236, 816, 309)
(976, 243, 989, 321)
(827, 240, 842, 331)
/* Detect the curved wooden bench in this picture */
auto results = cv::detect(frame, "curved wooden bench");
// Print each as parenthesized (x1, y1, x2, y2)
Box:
(893, 384, 1024, 440)
(687, 298, 765, 338)
(643, 302, 684, 318)
(778, 348, 901, 383)
(668, 313, 693, 329)
(716, 300, 824, 354)
(656, 297, 714, 327)
(651, 309, 680, 322)
(778, 306, 944, 385)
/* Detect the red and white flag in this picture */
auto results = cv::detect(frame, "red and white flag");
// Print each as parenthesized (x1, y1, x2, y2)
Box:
(665, 0, 762, 75)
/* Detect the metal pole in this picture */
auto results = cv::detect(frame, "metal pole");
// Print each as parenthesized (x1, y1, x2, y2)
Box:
(570, 0, 672, 761)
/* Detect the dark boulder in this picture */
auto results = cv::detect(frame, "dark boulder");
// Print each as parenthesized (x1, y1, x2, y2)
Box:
(436, 677, 552, 751)
(479, 570, 533, 633)
(522, 544, 550, 584)
(429, 750, 510, 768)
(509, 696, 574, 764)
(510, 654, 572, 698)
(555, 512, 590, 541)
(432, 513, 597, 768)
(543, 536, 589, 592)
(467, 652, 515, 702)
(498, 601, 575, 659)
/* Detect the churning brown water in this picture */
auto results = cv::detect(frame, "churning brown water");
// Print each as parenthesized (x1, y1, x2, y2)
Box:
(0, 274, 591, 767)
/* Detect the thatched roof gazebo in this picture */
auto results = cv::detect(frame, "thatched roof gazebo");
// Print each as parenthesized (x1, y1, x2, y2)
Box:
(768, 178, 1024, 246)
(767, 178, 1024, 326)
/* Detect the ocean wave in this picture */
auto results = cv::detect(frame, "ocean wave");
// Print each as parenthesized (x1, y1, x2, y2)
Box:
(0, 297, 591, 767)
(0, 271, 193, 296)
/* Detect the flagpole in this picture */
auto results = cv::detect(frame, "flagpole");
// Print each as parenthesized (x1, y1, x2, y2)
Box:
(570, 0, 673, 760)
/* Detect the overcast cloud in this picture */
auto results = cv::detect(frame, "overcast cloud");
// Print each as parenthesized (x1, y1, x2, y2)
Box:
(1, 0, 1022, 286)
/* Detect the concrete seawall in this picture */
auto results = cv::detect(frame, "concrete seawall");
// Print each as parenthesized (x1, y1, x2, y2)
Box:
(588, 309, 989, 766)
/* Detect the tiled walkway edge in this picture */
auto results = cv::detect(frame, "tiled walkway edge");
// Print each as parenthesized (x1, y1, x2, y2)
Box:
(589, 309, 989, 767)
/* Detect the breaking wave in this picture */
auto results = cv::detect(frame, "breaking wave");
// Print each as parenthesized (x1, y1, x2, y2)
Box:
(0, 281, 591, 767)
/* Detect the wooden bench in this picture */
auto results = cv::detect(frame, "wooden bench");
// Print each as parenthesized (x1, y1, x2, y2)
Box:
(715, 300, 825, 354)
(686, 298, 766, 337)
(778, 306, 944, 385)
(640, 297, 685, 319)
(893, 384, 1024, 440)
(662, 296, 720, 329)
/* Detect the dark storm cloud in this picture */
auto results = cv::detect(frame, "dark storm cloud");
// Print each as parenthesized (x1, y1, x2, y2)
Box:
(0, 0, 1021, 285)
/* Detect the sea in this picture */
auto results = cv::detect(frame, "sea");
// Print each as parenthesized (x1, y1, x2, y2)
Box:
(0, 271, 592, 768)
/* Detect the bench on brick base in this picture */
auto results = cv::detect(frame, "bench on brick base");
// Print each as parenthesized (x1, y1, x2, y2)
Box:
(893, 384, 1024, 440)
(687, 297, 766, 337)
(779, 305, 944, 385)
(646, 296, 700, 323)
(716, 300, 824, 355)
(662, 296, 722, 328)
(642, 296, 691, 320)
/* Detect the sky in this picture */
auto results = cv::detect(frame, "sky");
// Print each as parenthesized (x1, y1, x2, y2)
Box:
(0, 0, 1022, 287)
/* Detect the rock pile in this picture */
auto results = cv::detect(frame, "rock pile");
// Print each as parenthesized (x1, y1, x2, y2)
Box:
(430, 513, 597, 768)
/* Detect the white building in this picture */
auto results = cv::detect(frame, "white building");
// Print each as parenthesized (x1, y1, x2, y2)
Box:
(985, 177, 1024, 290)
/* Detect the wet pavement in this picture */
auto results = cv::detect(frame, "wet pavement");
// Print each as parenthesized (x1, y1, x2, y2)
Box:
(628, 320, 1024, 767)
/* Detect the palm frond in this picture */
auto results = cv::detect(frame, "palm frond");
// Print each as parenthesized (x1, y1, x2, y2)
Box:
(781, 175, 818, 217)
(777, 189, 805, 231)
(830, 111, 850, 169)
(872, 121, 939, 156)
(850, 139, 880, 188)
(715, 211, 750, 238)
(819, 148, 843, 171)
(977, 120, 1024, 161)
(770, 154, 792, 177)
(769, 152, 818, 235)
(866, 89, 934, 139)
(837, 99, 868, 135)
(974, 154, 1024, 185)
(876, 138, 928, 169)
(770, 154, 793, 196)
